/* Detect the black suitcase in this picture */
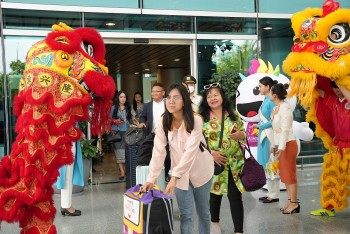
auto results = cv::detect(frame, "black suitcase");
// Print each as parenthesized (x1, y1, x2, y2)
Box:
(123, 185, 174, 234)
(125, 144, 139, 189)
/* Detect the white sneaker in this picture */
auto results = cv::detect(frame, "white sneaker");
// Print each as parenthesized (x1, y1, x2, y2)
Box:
(210, 222, 221, 234)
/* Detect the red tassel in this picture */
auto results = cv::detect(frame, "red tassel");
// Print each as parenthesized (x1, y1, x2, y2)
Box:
(90, 99, 113, 136)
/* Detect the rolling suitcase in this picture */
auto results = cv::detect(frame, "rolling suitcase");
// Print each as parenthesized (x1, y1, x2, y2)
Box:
(136, 166, 166, 191)
(123, 185, 173, 234)
(125, 144, 139, 189)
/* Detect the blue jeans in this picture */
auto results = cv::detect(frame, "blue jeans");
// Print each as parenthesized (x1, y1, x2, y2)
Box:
(174, 178, 212, 234)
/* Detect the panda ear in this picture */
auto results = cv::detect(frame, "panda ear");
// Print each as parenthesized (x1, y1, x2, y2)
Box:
(239, 73, 246, 80)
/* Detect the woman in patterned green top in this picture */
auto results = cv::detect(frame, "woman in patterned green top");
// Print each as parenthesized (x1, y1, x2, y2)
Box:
(200, 83, 246, 234)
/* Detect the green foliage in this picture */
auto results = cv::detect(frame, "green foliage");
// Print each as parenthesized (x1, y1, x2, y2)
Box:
(78, 121, 88, 135)
(209, 71, 242, 107)
(80, 139, 97, 160)
(9, 60, 25, 75)
(214, 40, 257, 75)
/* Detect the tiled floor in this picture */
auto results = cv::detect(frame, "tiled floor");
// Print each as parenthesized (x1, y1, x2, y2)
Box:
(2, 165, 350, 233)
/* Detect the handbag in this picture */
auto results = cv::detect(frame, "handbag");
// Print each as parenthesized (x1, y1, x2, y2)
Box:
(239, 140, 266, 191)
(265, 153, 280, 180)
(214, 111, 225, 176)
(104, 131, 122, 143)
(124, 127, 146, 146)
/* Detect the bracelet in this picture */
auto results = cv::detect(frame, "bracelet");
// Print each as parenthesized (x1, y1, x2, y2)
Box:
(172, 176, 180, 180)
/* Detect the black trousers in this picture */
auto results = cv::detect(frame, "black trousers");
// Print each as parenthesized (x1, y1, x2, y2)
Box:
(210, 168, 244, 233)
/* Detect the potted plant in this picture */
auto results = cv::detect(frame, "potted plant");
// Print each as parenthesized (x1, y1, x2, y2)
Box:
(80, 138, 97, 186)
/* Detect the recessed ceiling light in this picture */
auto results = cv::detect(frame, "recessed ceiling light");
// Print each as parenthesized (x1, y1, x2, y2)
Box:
(174, 59, 180, 62)
(134, 72, 139, 75)
(106, 22, 116, 26)
(264, 27, 272, 30)
(145, 68, 150, 71)
(158, 64, 163, 67)
(198, 51, 201, 54)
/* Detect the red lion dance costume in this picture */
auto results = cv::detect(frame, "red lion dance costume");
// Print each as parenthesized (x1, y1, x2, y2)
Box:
(283, 0, 350, 216)
(0, 23, 116, 233)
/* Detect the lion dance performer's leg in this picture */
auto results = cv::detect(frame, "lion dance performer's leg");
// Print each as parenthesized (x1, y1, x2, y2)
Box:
(320, 146, 350, 211)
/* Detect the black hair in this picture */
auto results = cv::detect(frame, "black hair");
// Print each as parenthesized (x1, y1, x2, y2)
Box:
(330, 80, 339, 89)
(271, 83, 289, 100)
(259, 76, 277, 89)
(132, 91, 143, 111)
(200, 86, 236, 122)
(114, 90, 132, 120)
(152, 82, 164, 90)
(163, 83, 194, 133)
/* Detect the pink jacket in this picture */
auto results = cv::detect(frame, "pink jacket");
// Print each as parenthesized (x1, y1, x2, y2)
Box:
(147, 114, 214, 190)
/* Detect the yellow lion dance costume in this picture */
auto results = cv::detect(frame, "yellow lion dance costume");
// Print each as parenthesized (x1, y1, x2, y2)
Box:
(283, 0, 350, 215)
(0, 23, 116, 233)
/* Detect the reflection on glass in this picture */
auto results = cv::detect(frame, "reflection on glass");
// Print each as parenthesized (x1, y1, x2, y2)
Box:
(197, 17, 256, 34)
(197, 39, 257, 93)
(3, 9, 81, 30)
(85, 13, 194, 33)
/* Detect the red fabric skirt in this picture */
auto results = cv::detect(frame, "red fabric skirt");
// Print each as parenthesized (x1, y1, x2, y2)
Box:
(279, 140, 298, 184)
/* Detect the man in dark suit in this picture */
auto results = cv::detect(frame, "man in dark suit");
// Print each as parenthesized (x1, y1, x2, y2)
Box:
(138, 83, 171, 181)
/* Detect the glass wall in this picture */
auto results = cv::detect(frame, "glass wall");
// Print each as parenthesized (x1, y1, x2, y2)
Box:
(2, 9, 82, 30)
(197, 17, 256, 35)
(84, 13, 194, 33)
(259, 0, 350, 14)
(0, 37, 4, 158)
(143, 0, 255, 12)
(3, 0, 139, 8)
(4, 37, 43, 147)
(197, 39, 257, 92)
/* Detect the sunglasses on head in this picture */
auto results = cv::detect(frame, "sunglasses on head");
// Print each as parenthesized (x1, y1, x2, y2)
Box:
(204, 83, 221, 90)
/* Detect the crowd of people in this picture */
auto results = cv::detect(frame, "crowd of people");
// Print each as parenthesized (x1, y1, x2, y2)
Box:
(60, 74, 350, 233)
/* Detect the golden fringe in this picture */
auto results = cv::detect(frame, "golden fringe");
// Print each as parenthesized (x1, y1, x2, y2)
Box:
(320, 149, 350, 211)
(288, 72, 317, 107)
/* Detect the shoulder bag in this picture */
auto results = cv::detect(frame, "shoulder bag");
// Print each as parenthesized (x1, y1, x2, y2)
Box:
(239, 140, 266, 191)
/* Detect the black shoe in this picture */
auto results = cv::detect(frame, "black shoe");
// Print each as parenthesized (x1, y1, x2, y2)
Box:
(259, 196, 268, 201)
(119, 176, 125, 180)
(61, 208, 81, 216)
(165, 175, 171, 182)
(263, 198, 279, 203)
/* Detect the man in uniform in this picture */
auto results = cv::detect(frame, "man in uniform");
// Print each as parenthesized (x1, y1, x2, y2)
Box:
(182, 75, 203, 113)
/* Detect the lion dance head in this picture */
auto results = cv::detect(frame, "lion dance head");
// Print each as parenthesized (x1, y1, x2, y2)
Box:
(283, 0, 350, 148)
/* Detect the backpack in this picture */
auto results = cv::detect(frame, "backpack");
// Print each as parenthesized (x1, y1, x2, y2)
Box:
(137, 133, 155, 166)
(124, 127, 146, 146)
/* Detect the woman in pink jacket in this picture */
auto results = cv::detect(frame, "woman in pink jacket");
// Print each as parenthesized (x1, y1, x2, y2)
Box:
(140, 83, 214, 234)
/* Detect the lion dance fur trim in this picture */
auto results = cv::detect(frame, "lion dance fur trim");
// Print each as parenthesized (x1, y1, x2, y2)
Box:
(0, 23, 116, 233)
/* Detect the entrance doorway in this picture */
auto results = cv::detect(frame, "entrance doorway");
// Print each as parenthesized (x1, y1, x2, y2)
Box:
(92, 42, 191, 185)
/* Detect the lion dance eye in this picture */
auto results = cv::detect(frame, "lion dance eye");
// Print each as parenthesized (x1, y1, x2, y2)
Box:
(81, 41, 94, 58)
(328, 23, 350, 45)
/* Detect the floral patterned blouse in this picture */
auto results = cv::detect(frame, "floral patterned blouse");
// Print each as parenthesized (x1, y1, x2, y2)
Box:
(203, 110, 246, 194)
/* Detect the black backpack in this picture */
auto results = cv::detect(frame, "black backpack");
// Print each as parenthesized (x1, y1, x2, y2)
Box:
(124, 127, 146, 146)
(136, 133, 155, 166)
(136, 127, 171, 166)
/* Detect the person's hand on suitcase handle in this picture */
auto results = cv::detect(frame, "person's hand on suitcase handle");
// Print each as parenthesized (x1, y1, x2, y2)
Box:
(139, 182, 154, 193)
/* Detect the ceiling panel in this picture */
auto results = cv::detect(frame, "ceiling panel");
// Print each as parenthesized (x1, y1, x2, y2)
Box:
(105, 44, 191, 77)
